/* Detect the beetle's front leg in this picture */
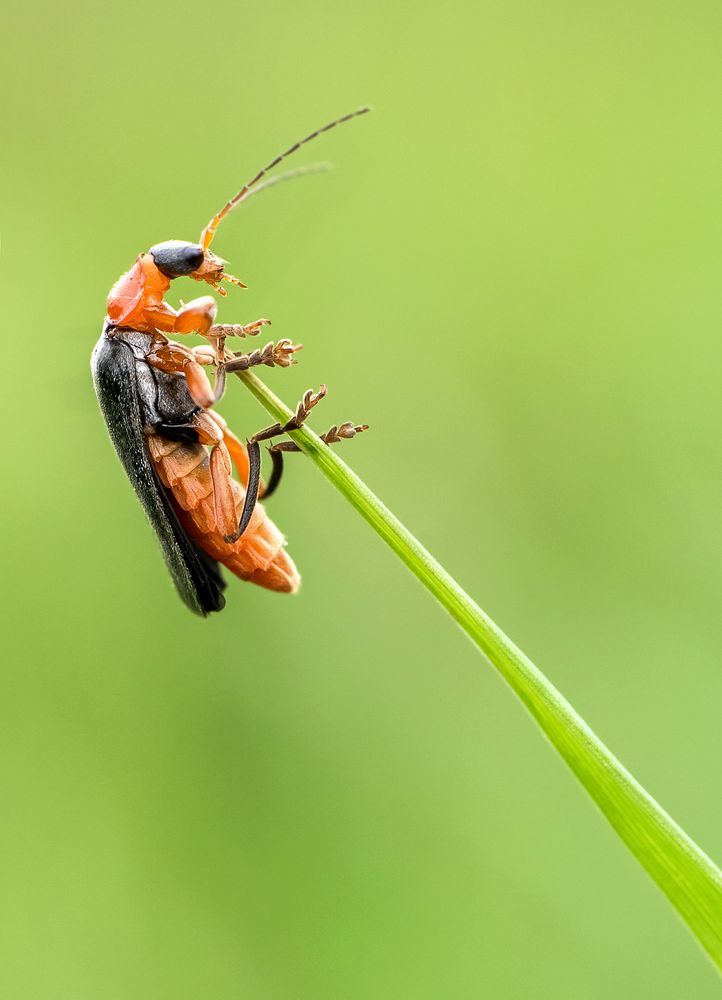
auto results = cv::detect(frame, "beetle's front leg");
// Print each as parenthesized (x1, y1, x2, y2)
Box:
(146, 296, 225, 363)
(159, 295, 272, 364)
(204, 318, 272, 367)
(167, 296, 230, 365)
(173, 296, 218, 336)
(208, 318, 272, 340)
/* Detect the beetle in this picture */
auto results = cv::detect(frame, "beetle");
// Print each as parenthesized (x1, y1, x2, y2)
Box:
(92, 109, 370, 615)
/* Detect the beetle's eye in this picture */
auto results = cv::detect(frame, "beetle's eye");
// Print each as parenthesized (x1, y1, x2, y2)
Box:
(149, 241, 205, 278)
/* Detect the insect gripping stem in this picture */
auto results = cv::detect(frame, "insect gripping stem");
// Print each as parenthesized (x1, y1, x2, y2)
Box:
(200, 107, 371, 249)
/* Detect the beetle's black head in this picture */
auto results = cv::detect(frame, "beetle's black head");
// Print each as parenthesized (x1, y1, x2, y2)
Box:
(149, 240, 205, 279)
(148, 239, 247, 294)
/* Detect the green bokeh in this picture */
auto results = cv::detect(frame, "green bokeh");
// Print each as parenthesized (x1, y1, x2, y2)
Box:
(3, 1, 722, 996)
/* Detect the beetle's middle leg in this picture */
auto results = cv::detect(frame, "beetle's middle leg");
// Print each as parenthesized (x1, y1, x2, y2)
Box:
(222, 339, 302, 374)
(147, 342, 217, 409)
(190, 339, 303, 404)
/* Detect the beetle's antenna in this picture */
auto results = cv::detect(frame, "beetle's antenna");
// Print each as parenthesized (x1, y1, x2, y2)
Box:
(200, 107, 371, 249)
(240, 161, 333, 201)
(216, 164, 332, 292)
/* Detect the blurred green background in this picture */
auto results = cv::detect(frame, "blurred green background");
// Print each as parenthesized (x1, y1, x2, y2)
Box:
(3, 0, 722, 996)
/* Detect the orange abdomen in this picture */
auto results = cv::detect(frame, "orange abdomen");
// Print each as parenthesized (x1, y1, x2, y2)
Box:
(146, 434, 299, 594)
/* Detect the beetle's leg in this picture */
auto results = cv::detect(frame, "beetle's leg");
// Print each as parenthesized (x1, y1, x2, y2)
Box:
(146, 343, 216, 409)
(202, 412, 263, 543)
(269, 422, 369, 453)
(224, 339, 303, 374)
(143, 296, 219, 340)
(261, 424, 368, 501)
(143, 299, 272, 363)
(190, 412, 242, 539)
(178, 316, 272, 368)
(218, 338, 303, 403)
(250, 386, 328, 444)
(208, 318, 271, 344)
(206, 409, 251, 486)
(148, 297, 226, 365)
(173, 296, 218, 336)
(246, 387, 326, 504)
(258, 450, 285, 501)
(154, 410, 260, 540)
(188, 340, 302, 404)
(194, 386, 328, 512)
(204, 320, 272, 365)
(250, 389, 368, 501)
(187, 344, 227, 401)
(210, 363, 227, 404)
(189, 344, 218, 365)
(222, 441, 262, 544)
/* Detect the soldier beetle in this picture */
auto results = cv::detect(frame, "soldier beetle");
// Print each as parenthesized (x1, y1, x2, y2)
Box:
(92, 109, 370, 614)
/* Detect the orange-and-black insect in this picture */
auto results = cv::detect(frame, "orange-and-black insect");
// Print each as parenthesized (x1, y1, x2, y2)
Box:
(92, 108, 370, 615)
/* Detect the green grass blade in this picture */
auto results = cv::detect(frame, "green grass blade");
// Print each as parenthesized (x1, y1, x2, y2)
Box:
(239, 369, 722, 968)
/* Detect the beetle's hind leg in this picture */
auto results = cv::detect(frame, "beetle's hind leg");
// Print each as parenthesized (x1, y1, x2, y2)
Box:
(250, 387, 368, 501)
(251, 386, 328, 444)
(206, 408, 278, 501)
(183, 411, 263, 545)
(186, 412, 241, 540)
(222, 441, 262, 544)
(251, 385, 368, 447)
(269, 421, 369, 452)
